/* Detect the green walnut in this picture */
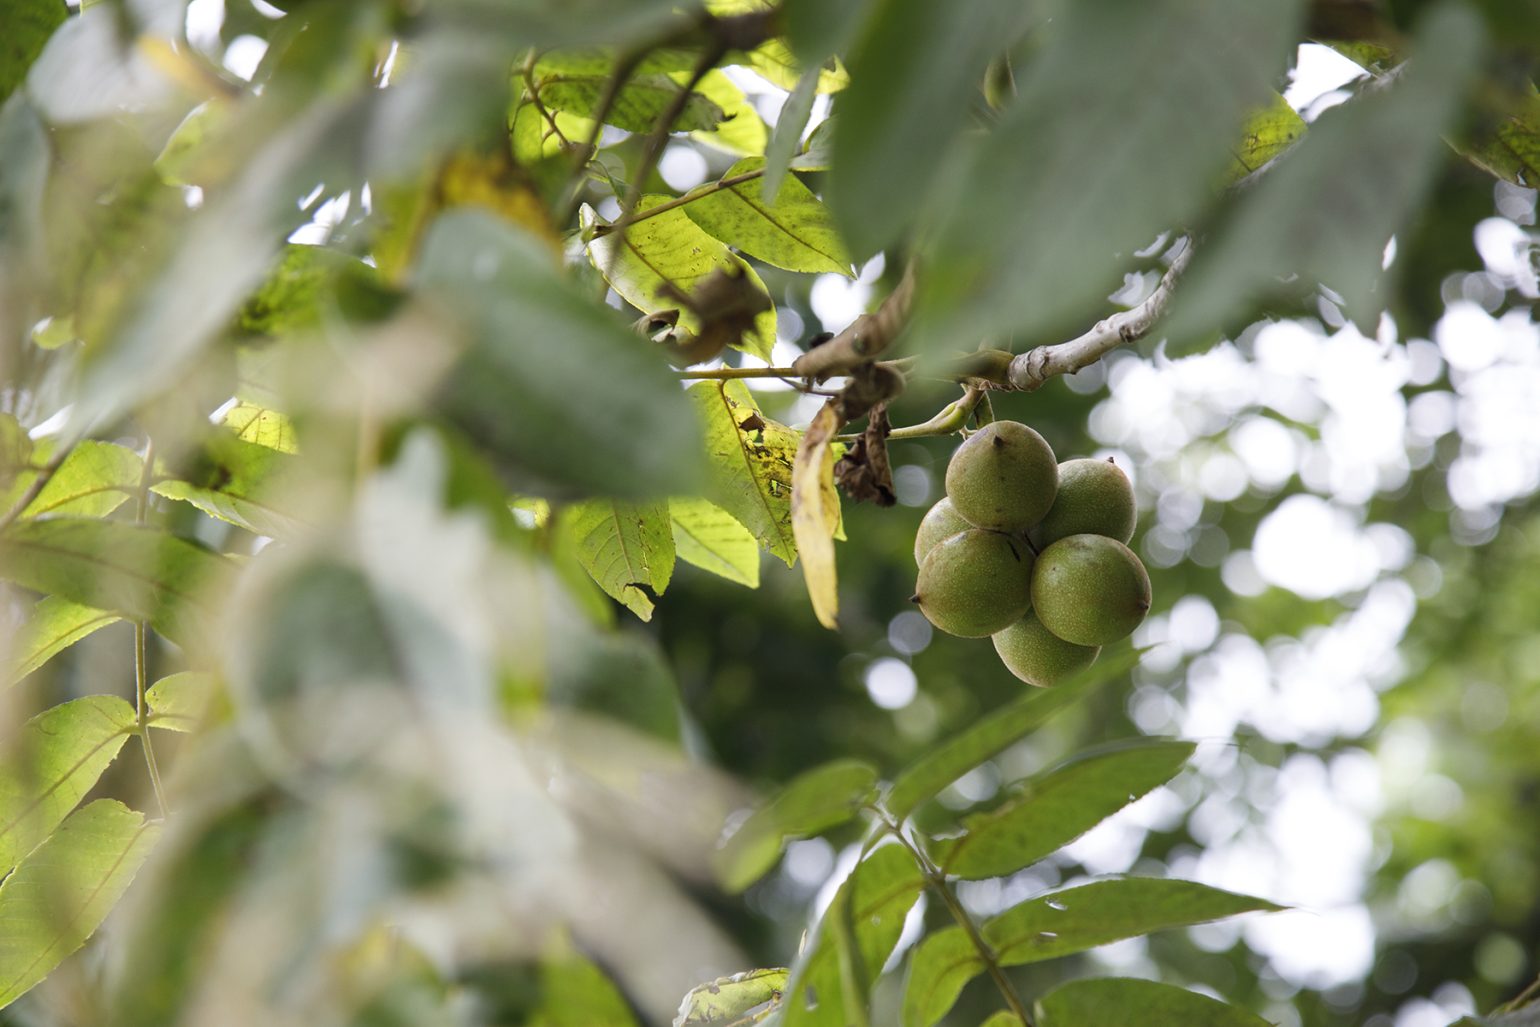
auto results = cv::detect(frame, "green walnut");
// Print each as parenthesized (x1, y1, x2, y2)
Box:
(914, 529, 1034, 638)
(914, 497, 971, 565)
(1031, 533, 1150, 646)
(944, 421, 1058, 534)
(992, 610, 1100, 687)
(1033, 457, 1137, 548)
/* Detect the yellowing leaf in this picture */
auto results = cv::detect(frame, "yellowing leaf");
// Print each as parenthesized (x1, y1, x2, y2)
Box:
(687, 69, 769, 156)
(1226, 92, 1306, 183)
(791, 402, 842, 629)
(688, 381, 798, 565)
(670, 497, 760, 587)
(685, 157, 853, 276)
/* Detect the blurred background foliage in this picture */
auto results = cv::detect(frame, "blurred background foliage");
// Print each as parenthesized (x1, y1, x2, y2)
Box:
(1, 0, 1540, 1025)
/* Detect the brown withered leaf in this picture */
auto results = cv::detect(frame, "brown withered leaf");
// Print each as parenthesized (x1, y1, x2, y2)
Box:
(834, 403, 896, 507)
(657, 265, 772, 367)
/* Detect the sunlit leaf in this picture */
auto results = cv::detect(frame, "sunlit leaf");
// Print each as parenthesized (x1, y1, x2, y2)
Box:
(416, 208, 705, 497)
(0, 0, 66, 103)
(919, 0, 1302, 347)
(152, 435, 304, 539)
(1172, 5, 1483, 335)
(531, 51, 726, 133)
(744, 39, 848, 94)
(1036, 977, 1274, 1026)
(791, 403, 842, 629)
(830, 0, 1033, 259)
(583, 199, 777, 360)
(931, 740, 1195, 880)
(221, 401, 298, 454)
(0, 695, 137, 877)
(5, 596, 121, 685)
(688, 380, 799, 565)
(979, 1013, 1025, 1027)
(670, 496, 760, 587)
(885, 648, 1140, 821)
(686, 157, 852, 276)
(0, 440, 144, 520)
(675, 968, 789, 1026)
(1226, 93, 1306, 183)
(689, 69, 769, 157)
(0, 519, 231, 650)
(714, 758, 878, 892)
(145, 672, 218, 733)
(783, 844, 925, 1027)
(0, 799, 160, 1010)
(559, 499, 675, 621)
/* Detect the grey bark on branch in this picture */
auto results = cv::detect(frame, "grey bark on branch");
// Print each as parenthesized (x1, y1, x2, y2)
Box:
(1006, 237, 1194, 391)
(791, 263, 917, 380)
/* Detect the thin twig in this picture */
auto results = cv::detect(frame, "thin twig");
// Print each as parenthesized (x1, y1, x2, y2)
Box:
(837, 385, 984, 442)
(674, 364, 803, 380)
(1006, 236, 1194, 391)
(877, 809, 1035, 1027)
(521, 52, 572, 153)
(132, 438, 169, 819)
(557, 46, 652, 224)
(792, 262, 918, 380)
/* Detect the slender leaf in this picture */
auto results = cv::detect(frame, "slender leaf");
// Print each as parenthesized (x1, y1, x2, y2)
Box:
(416, 208, 705, 498)
(688, 380, 800, 565)
(675, 968, 789, 1026)
(919, 0, 1302, 347)
(901, 926, 980, 1027)
(0, 440, 144, 520)
(886, 648, 1139, 821)
(0, 695, 138, 877)
(932, 740, 1196, 880)
(715, 758, 878, 892)
(984, 879, 1282, 966)
(152, 435, 304, 539)
(560, 499, 675, 621)
(784, 844, 926, 1027)
(0, 519, 230, 650)
(790, 403, 842, 629)
(6, 596, 121, 684)
(0, 0, 66, 103)
(0, 800, 161, 1010)
(145, 672, 217, 733)
(830, 0, 1031, 259)
(761, 66, 819, 202)
(1172, 5, 1483, 335)
(1036, 977, 1274, 1027)
(583, 199, 778, 360)
(670, 497, 760, 587)
(686, 157, 852, 276)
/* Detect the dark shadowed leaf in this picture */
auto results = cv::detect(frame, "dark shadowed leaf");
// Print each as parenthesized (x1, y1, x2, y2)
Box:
(416, 208, 705, 497)
(152, 435, 304, 539)
(931, 740, 1195, 880)
(0, 799, 160, 1010)
(1461, 85, 1540, 187)
(0, 0, 66, 103)
(1036, 977, 1274, 1027)
(714, 758, 879, 892)
(885, 648, 1139, 821)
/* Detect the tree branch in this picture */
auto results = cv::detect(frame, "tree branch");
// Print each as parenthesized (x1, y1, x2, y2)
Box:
(1006, 237, 1194, 391)
(791, 262, 918, 380)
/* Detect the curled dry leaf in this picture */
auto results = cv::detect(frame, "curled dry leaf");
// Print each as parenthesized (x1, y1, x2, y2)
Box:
(834, 402, 895, 506)
(791, 402, 843, 629)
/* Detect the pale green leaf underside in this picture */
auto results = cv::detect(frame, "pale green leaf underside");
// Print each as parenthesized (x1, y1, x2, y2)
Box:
(145, 672, 217, 732)
(562, 499, 675, 621)
(0, 799, 161, 1010)
(0, 440, 143, 521)
(670, 496, 760, 587)
(221, 401, 298, 453)
(7, 595, 121, 685)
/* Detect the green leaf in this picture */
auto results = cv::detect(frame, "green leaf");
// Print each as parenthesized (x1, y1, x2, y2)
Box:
(714, 758, 879, 892)
(531, 52, 726, 133)
(415, 208, 705, 498)
(689, 69, 769, 157)
(829, 0, 1032, 259)
(0, 0, 66, 103)
(1226, 92, 1306, 183)
(0, 413, 30, 490)
(1036, 977, 1274, 1027)
(221, 401, 298, 454)
(745, 39, 848, 94)
(0, 440, 144, 520)
(559, 499, 675, 621)
(0, 695, 138, 877)
(583, 199, 777, 360)
(688, 380, 799, 565)
(675, 968, 789, 1026)
(6, 596, 121, 684)
(685, 157, 852, 276)
(902, 926, 980, 1027)
(145, 672, 217, 733)
(0, 518, 231, 650)
(670, 496, 760, 587)
(979, 1013, 1025, 1027)
(984, 879, 1282, 966)
(783, 844, 926, 1027)
(931, 740, 1196, 880)
(0, 799, 161, 1010)
(918, 0, 1302, 347)
(152, 435, 303, 539)
(885, 648, 1139, 821)
(536, 939, 641, 1027)
(789, 117, 835, 172)
(1172, 5, 1483, 335)
(761, 65, 819, 202)
(1459, 83, 1540, 188)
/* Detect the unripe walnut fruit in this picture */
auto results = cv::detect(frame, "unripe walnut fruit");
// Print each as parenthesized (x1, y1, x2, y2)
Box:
(944, 421, 1058, 533)
(992, 610, 1100, 687)
(914, 497, 971, 566)
(914, 529, 1034, 638)
(1031, 534, 1151, 646)
(1033, 457, 1136, 548)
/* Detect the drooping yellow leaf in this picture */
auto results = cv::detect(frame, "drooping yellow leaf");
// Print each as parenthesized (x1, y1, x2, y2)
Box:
(791, 402, 842, 629)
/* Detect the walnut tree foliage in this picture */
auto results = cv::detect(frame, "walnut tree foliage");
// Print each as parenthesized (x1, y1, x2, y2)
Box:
(0, 0, 1538, 1025)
